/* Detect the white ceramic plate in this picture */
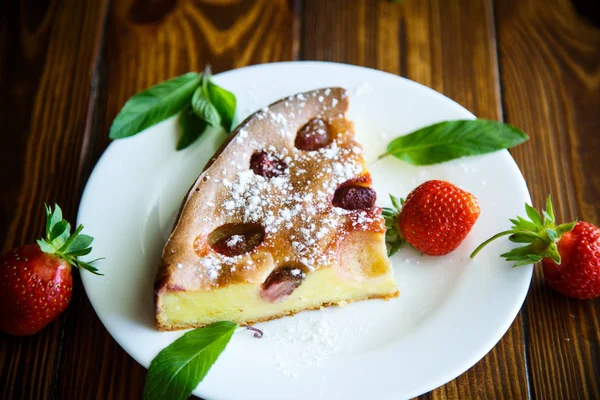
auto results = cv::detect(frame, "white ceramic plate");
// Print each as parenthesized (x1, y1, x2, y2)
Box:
(79, 62, 533, 400)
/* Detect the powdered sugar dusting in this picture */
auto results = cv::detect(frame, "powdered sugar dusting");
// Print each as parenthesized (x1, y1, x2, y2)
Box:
(270, 311, 366, 378)
(193, 88, 383, 284)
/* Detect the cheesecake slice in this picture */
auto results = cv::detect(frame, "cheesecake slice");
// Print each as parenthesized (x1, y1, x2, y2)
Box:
(155, 87, 399, 331)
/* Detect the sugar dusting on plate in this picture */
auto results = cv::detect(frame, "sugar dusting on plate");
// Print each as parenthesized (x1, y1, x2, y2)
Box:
(266, 310, 365, 382)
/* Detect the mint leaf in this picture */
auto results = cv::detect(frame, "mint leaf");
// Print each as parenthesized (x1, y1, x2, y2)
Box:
(144, 322, 237, 400)
(109, 72, 202, 139)
(207, 81, 236, 131)
(381, 119, 528, 165)
(177, 107, 208, 150)
(191, 86, 221, 127)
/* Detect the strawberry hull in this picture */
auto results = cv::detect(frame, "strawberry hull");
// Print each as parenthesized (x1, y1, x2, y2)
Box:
(542, 221, 600, 300)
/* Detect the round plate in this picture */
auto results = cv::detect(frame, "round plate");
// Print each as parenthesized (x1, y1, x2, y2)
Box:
(79, 62, 532, 400)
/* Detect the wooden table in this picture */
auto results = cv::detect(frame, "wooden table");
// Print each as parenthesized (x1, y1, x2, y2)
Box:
(1, 0, 599, 398)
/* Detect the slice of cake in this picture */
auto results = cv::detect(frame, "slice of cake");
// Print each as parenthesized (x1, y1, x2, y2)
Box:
(155, 87, 398, 331)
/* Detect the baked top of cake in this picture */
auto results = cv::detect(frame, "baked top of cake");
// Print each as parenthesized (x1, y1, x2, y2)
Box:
(155, 87, 398, 330)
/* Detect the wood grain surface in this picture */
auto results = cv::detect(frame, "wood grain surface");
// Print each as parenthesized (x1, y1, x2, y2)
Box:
(0, 0, 108, 399)
(0, 0, 598, 399)
(496, 0, 600, 398)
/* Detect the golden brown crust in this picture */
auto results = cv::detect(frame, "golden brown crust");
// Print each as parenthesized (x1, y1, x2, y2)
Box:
(156, 290, 399, 331)
(156, 87, 380, 292)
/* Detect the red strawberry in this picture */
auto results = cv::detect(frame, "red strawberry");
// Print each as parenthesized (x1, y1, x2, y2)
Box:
(0, 204, 101, 336)
(384, 180, 480, 256)
(471, 197, 600, 300)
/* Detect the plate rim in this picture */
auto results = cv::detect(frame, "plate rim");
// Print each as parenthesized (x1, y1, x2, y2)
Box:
(78, 61, 533, 399)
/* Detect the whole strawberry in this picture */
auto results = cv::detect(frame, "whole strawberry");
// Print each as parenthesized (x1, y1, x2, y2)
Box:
(0, 204, 101, 336)
(384, 180, 480, 256)
(471, 197, 600, 300)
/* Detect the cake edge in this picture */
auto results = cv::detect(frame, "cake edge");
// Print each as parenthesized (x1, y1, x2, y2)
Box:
(155, 290, 399, 331)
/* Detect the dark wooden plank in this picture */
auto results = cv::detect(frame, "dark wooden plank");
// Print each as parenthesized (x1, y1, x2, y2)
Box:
(302, 0, 529, 399)
(0, 0, 109, 399)
(495, 1, 600, 399)
(56, 1, 299, 399)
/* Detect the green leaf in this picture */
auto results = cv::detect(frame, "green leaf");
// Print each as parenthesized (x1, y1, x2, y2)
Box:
(66, 233, 94, 253)
(50, 220, 69, 241)
(555, 222, 577, 237)
(389, 194, 403, 211)
(381, 208, 397, 218)
(545, 196, 555, 222)
(144, 322, 237, 400)
(66, 247, 92, 257)
(207, 81, 237, 131)
(44, 204, 52, 238)
(177, 107, 208, 150)
(542, 211, 554, 225)
(37, 239, 55, 254)
(76, 260, 103, 275)
(191, 86, 221, 127)
(388, 241, 403, 256)
(525, 203, 543, 226)
(546, 228, 558, 242)
(109, 72, 202, 139)
(508, 233, 537, 243)
(381, 119, 529, 165)
(501, 244, 538, 261)
(527, 254, 543, 262)
(513, 216, 539, 232)
(547, 243, 561, 264)
(49, 205, 63, 234)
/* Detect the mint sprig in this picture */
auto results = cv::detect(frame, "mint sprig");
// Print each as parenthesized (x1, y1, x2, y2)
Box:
(379, 119, 529, 165)
(470, 196, 576, 267)
(36, 204, 103, 275)
(144, 322, 237, 400)
(109, 66, 237, 150)
(382, 194, 405, 256)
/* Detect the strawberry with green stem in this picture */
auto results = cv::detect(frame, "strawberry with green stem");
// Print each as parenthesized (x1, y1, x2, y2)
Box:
(384, 180, 481, 256)
(0, 204, 102, 336)
(471, 197, 600, 300)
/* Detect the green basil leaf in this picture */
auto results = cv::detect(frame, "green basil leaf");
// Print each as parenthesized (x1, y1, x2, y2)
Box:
(177, 107, 208, 150)
(191, 86, 221, 127)
(144, 322, 237, 400)
(382, 119, 529, 165)
(207, 81, 236, 131)
(109, 72, 202, 139)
